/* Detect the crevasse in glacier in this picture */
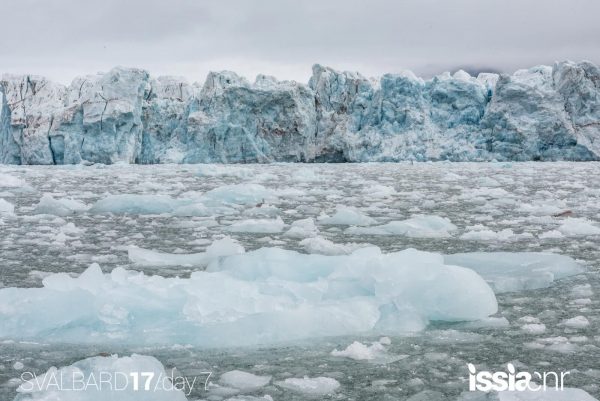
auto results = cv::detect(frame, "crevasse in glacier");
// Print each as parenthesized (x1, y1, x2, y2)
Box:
(1, 61, 599, 164)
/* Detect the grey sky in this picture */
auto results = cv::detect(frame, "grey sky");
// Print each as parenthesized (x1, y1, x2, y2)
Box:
(1, 0, 599, 84)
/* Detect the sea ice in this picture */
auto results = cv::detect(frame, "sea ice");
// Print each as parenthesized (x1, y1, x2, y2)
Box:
(128, 237, 244, 267)
(34, 194, 88, 216)
(283, 217, 318, 238)
(275, 376, 340, 396)
(0, 173, 28, 188)
(196, 164, 254, 179)
(557, 218, 600, 236)
(521, 323, 546, 334)
(218, 371, 271, 392)
(561, 316, 590, 329)
(496, 387, 598, 401)
(0, 198, 14, 215)
(227, 217, 285, 233)
(460, 227, 533, 241)
(299, 236, 366, 256)
(201, 184, 275, 206)
(444, 252, 584, 293)
(331, 340, 386, 360)
(539, 230, 564, 239)
(90, 194, 189, 214)
(0, 247, 498, 346)
(318, 205, 376, 226)
(330, 337, 402, 363)
(347, 215, 457, 238)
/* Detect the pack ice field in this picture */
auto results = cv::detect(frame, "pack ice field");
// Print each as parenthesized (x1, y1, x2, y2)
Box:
(0, 162, 599, 401)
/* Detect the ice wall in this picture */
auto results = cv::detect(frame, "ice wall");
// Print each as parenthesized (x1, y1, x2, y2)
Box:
(1, 61, 599, 164)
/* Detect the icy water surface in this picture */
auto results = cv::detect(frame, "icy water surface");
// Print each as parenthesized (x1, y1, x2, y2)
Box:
(1, 162, 599, 400)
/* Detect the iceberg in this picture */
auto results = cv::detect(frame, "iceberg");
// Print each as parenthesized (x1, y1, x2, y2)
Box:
(299, 236, 368, 255)
(346, 215, 457, 238)
(34, 194, 89, 216)
(0, 246, 498, 347)
(444, 252, 584, 293)
(283, 217, 319, 238)
(128, 237, 244, 267)
(318, 205, 376, 226)
(2, 61, 600, 164)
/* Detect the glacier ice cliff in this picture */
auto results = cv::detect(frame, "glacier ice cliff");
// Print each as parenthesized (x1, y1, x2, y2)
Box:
(1, 61, 599, 164)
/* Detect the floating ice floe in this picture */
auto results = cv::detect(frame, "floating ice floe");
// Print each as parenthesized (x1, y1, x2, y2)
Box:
(460, 227, 534, 241)
(318, 205, 376, 226)
(196, 164, 254, 179)
(521, 323, 546, 334)
(128, 237, 244, 267)
(201, 184, 276, 206)
(284, 217, 318, 238)
(0, 173, 30, 189)
(227, 217, 285, 233)
(557, 217, 600, 236)
(275, 376, 340, 396)
(218, 370, 271, 392)
(346, 215, 457, 238)
(34, 194, 89, 216)
(362, 184, 397, 198)
(444, 252, 584, 293)
(539, 230, 564, 239)
(14, 354, 187, 401)
(299, 236, 367, 256)
(331, 337, 404, 363)
(291, 167, 323, 182)
(0, 246, 498, 346)
(457, 387, 597, 401)
(0, 198, 15, 215)
(561, 315, 590, 329)
(242, 204, 280, 218)
(90, 194, 189, 214)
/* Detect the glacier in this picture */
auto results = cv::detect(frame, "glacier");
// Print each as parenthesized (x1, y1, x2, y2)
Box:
(1, 61, 600, 164)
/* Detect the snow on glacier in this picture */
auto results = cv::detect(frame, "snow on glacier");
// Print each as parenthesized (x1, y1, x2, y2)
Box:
(0, 245, 499, 346)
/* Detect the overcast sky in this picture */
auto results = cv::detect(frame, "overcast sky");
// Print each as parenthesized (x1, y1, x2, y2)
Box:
(2, 0, 599, 84)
